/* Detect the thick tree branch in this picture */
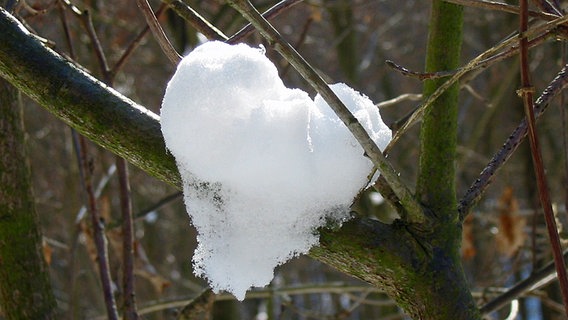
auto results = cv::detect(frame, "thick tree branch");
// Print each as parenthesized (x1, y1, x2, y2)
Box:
(0, 7, 181, 187)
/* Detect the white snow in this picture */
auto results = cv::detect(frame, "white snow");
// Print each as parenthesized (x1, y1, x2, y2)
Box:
(160, 41, 391, 300)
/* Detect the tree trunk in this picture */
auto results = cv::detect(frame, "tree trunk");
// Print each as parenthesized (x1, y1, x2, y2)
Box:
(0, 78, 57, 318)
(317, 2, 479, 319)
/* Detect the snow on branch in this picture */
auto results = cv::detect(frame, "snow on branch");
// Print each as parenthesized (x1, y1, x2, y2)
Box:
(226, 0, 425, 224)
(161, 41, 391, 300)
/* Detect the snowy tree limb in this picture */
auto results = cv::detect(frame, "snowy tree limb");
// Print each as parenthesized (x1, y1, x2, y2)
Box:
(0, 8, 481, 319)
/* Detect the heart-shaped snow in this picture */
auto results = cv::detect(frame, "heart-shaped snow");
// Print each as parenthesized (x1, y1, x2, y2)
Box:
(160, 41, 391, 300)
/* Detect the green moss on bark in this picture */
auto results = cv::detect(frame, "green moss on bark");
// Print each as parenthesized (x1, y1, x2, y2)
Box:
(313, 218, 480, 319)
(0, 79, 57, 319)
(416, 0, 463, 224)
(0, 8, 180, 188)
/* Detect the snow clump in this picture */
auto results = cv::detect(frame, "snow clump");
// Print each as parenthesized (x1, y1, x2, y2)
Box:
(160, 41, 391, 300)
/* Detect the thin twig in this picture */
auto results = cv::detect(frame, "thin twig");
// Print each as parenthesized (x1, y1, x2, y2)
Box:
(134, 191, 182, 221)
(80, 10, 110, 78)
(443, 0, 559, 20)
(82, 12, 141, 317)
(281, 16, 313, 77)
(530, 0, 562, 16)
(389, 32, 549, 82)
(227, 0, 304, 44)
(117, 157, 139, 320)
(226, 0, 425, 224)
(519, 0, 568, 313)
(136, 0, 181, 65)
(376, 93, 422, 109)
(386, 60, 456, 80)
(59, 0, 81, 16)
(385, 13, 568, 154)
(458, 63, 568, 218)
(111, 3, 168, 78)
(562, 45, 568, 254)
(134, 284, 389, 317)
(77, 136, 119, 320)
(19, 0, 55, 17)
(57, 0, 75, 58)
(75, 165, 117, 222)
(163, 0, 228, 41)
(58, 7, 84, 315)
(481, 249, 568, 314)
(106, 191, 182, 229)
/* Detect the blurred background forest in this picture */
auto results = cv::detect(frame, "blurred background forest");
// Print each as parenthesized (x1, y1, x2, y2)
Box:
(5, 0, 568, 319)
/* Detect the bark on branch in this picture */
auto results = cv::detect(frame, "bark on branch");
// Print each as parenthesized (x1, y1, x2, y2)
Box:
(0, 8, 180, 187)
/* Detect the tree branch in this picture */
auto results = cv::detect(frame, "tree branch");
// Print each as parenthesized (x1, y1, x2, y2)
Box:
(519, 0, 568, 311)
(77, 135, 119, 320)
(136, 0, 181, 64)
(163, 0, 228, 41)
(415, 0, 463, 223)
(458, 63, 568, 217)
(0, 7, 181, 187)
(385, 12, 568, 154)
(227, 0, 303, 44)
(442, 0, 558, 20)
(480, 249, 568, 315)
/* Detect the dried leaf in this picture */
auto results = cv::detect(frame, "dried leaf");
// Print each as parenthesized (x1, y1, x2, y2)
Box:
(133, 241, 171, 294)
(310, 6, 322, 22)
(99, 195, 112, 223)
(496, 187, 526, 257)
(134, 267, 171, 294)
(42, 238, 53, 266)
(79, 219, 98, 265)
(461, 213, 476, 260)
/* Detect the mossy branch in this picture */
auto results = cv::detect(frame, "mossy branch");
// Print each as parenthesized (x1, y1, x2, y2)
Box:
(0, 8, 181, 187)
(416, 1, 463, 223)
